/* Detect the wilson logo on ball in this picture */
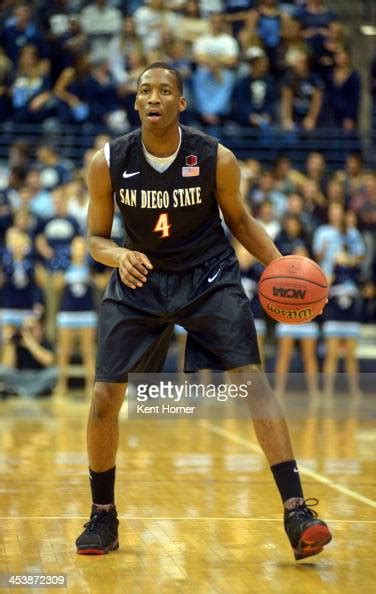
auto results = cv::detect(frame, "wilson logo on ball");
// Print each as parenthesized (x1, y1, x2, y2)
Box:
(267, 304, 313, 319)
(272, 287, 307, 299)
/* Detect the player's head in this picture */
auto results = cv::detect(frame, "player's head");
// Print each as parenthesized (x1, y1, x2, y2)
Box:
(135, 63, 186, 130)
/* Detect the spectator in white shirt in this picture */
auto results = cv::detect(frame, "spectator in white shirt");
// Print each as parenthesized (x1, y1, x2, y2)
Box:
(80, 0, 122, 61)
(133, 0, 178, 52)
(193, 12, 239, 68)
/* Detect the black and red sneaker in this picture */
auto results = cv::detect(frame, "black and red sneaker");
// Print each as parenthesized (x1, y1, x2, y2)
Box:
(284, 498, 332, 560)
(76, 505, 119, 555)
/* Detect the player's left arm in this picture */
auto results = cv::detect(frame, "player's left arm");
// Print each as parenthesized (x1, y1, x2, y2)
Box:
(215, 144, 282, 267)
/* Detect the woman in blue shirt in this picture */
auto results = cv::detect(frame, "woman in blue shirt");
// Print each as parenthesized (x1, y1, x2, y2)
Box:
(313, 202, 364, 280)
(313, 204, 365, 396)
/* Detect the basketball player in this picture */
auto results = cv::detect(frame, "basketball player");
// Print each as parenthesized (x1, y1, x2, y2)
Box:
(76, 63, 332, 560)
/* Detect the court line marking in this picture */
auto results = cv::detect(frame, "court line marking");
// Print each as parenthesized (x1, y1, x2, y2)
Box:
(0, 517, 375, 523)
(199, 420, 376, 509)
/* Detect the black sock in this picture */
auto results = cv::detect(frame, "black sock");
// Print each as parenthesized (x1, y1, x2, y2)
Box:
(270, 460, 304, 504)
(89, 466, 116, 505)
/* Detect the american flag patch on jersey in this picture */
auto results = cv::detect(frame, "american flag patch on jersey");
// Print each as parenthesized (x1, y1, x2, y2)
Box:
(182, 166, 200, 177)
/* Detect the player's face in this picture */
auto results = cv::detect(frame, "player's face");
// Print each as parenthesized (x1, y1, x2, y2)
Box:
(135, 69, 186, 130)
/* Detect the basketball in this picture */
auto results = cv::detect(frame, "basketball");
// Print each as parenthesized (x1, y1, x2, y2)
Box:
(258, 255, 328, 323)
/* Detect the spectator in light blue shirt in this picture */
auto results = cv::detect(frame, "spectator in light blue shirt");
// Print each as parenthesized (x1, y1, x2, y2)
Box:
(313, 202, 365, 279)
(192, 65, 236, 126)
(25, 169, 55, 220)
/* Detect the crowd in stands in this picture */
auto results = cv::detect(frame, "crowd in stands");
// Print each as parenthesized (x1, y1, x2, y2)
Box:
(0, 0, 373, 135)
(0, 128, 375, 395)
(0, 1, 375, 397)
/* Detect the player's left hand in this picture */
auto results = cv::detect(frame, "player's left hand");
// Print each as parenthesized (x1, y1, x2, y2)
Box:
(318, 298, 329, 315)
(118, 249, 153, 289)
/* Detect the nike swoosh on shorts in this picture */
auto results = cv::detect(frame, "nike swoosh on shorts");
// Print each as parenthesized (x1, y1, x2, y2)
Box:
(208, 268, 221, 283)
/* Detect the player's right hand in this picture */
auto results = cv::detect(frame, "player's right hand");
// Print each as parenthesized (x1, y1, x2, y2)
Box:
(118, 250, 153, 289)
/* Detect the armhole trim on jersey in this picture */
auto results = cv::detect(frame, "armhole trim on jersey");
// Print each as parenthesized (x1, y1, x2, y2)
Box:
(213, 140, 219, 192)
(104, 142, 110, 167)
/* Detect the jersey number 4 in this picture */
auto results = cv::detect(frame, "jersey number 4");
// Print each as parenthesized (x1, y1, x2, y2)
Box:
(153, 212, 171, 239)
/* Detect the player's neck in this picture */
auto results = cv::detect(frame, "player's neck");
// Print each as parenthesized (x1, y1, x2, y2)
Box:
(141, 125, 181, 158)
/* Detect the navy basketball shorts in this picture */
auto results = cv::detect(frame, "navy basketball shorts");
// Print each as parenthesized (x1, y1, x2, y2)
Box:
(95, 251, 261, 382)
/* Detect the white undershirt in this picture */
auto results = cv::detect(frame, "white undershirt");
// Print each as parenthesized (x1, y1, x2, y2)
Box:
(104, 128, 182, 173)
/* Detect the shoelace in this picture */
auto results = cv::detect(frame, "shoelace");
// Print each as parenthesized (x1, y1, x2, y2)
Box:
(84, 511, 112, 533)
(289, 498, 319, 520)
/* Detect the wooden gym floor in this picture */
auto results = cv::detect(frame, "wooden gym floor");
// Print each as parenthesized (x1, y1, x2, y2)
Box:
(0, 392, 375, 594)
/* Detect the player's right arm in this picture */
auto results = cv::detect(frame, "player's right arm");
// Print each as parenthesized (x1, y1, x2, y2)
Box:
(87, 149, 153, 289)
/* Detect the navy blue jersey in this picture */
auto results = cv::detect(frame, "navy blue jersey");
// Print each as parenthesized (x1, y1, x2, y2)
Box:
(60, 264, 95, 312)
(38, 215, 81, 271)
(0, 250, 41, 309)
(332, 263, 360, 289)
(325, 263, 360, 320)
(108, 125, 233, 271)
(234, 74, 277, 124)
